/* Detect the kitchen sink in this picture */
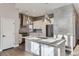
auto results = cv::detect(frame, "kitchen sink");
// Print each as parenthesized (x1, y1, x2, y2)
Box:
(26, 36, 40, 40)
(40, 39, 56, 43)
(38, 37, 48, 39)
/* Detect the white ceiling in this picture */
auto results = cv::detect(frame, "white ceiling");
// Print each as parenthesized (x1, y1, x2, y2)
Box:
(15, 3, 71, 17)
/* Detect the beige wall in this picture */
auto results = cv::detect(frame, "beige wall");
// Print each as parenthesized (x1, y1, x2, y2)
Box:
(74, 7, 79, 40)
(0, 4, 20, 46)
(53, 5, 77, 47)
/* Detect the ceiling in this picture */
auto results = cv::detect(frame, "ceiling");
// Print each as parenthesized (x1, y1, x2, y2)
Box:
(15, 3, 71, 17)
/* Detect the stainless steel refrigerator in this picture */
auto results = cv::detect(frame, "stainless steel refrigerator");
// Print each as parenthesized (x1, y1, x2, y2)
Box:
(46, 24, 53, 37)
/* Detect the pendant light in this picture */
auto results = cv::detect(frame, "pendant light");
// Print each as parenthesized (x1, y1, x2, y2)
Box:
(26, 16, 32, 24)
(43, 9, 51, 23)
(44, 14, 51, 23)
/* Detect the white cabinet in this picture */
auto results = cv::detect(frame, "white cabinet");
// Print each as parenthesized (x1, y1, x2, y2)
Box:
(41, 44, 54, 56)
(25, 39, 31, 52)
(0, 17, 15, 51)
(25, 37, 65, 56)
(31, 41, 40, 55)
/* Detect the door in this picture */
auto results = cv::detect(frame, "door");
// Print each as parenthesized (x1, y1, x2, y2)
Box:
(1, 17, 15, 50)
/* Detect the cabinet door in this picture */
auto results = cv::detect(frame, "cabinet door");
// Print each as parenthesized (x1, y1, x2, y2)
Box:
(25, 39, 31, 52)
(41, 44, 54, 56)
(31, 41, 40, 55)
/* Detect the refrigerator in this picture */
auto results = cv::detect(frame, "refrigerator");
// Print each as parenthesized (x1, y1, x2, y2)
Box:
(46, 24, 53, 37)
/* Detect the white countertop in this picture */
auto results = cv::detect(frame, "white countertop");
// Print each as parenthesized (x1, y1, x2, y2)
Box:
(24, 36, 65, 48)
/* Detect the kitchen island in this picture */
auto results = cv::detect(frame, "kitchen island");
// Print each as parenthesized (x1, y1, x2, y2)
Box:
(25, 36, 66, 56)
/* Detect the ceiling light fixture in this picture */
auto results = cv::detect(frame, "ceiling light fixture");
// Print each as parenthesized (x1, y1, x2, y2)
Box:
(26, 17, 32, 24)
(43, 14, 51, 24)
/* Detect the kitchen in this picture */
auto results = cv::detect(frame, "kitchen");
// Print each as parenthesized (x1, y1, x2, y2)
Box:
(18, 4, 75, 56)
(22, 14, 66, 56)
(0, 3, 78, 56)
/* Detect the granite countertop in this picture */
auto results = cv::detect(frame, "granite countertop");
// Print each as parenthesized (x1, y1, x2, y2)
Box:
(25, 36, 66, 47)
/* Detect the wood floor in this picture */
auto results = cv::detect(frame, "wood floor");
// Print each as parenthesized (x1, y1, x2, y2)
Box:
(0, 43, 32, 56)
(73, 40, 79, 56)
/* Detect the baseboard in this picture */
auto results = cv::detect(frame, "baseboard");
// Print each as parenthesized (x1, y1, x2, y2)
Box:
(13, 44, 19, 47)
(0, 49, 3, 51)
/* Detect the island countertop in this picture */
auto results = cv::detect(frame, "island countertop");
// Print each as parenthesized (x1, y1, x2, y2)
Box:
(25, 36, 66, 48)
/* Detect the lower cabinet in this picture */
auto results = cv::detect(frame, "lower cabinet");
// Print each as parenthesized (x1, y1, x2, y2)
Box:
(25, 39, 31, 52)
(25, 40, 65, 56)
(31, 41, 40, 55)
(41, 44, 54, 56)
